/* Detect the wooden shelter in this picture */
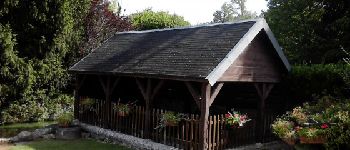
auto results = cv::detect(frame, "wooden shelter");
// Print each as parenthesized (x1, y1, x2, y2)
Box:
(69, 19, 290, 150)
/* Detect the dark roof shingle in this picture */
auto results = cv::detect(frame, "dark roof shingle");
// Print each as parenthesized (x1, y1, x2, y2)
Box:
(69, 21, 256, 79)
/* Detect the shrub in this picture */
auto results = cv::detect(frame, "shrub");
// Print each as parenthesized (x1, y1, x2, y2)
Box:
(1, 94, 73, 124)
(57, 112, 73, 127)
(284, 64, 350, 103)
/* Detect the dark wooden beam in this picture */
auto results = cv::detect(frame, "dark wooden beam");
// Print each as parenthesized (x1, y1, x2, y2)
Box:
(135, 78, 165, 138)
(77, 75, 87, 90)
(151, 80, 165, 101)
(254, 83, 274, 143)
(199, 83, 211, 150)
(209, 83, 224, 106)
(74, 74, 85, 119)
(135, 78, 147, 100)
(98, 76, 121, 128)
(184, 81, 201, 109)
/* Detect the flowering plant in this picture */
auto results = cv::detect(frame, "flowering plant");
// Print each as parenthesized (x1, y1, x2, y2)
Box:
(113, 98, 137, 116)
(155, 112, 187, 129)
(225, 109, 251, 129)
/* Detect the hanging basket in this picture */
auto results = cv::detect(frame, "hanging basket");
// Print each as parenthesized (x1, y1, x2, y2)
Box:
(282, 138, 296, 145)
(300, 136, 326, 144)
(118, 111, 129, 117)
(165, 120, 178, 127)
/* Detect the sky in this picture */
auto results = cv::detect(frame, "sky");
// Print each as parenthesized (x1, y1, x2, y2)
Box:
(118, 0, 268, 25)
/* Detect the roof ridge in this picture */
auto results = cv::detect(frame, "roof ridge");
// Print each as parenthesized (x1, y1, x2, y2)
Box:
(115, 18, 262, 35)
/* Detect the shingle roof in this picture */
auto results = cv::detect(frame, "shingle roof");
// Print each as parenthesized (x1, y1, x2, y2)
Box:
(69, 19, 290, 84)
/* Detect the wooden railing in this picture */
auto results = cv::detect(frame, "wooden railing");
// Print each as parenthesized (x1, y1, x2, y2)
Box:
(78, 99, 276, 149)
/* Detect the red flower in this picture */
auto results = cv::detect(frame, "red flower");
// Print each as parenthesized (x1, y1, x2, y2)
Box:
(321, 123, 329, 129)
(225, 114, 231, 118)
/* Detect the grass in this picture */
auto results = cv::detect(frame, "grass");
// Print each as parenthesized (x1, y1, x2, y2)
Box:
(0, 121, 56, 138)
(8, 139, 131, 150)
(0, 121, 56, 129)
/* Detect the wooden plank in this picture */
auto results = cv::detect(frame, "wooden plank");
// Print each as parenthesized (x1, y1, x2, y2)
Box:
(186, 120, 190, 149)
(218, 33, 284, 83)
(190, 114, 194, 150)
(213, 115, 217, 150)
(208, 116, 212, 150)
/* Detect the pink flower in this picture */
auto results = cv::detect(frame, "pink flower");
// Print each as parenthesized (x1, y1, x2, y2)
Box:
(321, 123, 329, 129)
(225, 114, 231, 118)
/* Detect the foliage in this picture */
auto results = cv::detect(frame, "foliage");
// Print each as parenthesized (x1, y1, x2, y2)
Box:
(114, 104, 130, 113)
(155, 112, 187, 129)
(81, 0, 133, 56)
(297, 127, 327, 138)
(57, 112, 73, 127)
(224, 109, 251, 129)
(9, 139, 131, 150)
(80, 97, 96, 112)
(272, 96, 350, 148)
(264, 0, 350, 63)
(213, 0, 257, 23)
(130, 9, 190, 30)
(113, 99, 136, 113)
(283, 64, 350, 103)
(272, 118, 295, 139)
(0, 0, 89, 124)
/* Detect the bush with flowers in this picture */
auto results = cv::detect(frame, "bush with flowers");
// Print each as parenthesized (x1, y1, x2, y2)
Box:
(225, 109, 251, 129)
(272, 95, 350, 148)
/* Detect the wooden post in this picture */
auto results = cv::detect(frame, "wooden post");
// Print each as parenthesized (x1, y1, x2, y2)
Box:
(74, 74, 86, 119)
(74, 75, 80, 119)
(254, 83, 274, 143)
(185, 82, 224, 150)
(99, 76, 120, 128)
(136, 78, 164, 138)
(199, 83, 211, 150)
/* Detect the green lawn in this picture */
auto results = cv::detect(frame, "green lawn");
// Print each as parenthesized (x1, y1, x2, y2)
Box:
(0, 121, 56, 129)
(9, 139, 132, 150)
(0, 121, 56, 138)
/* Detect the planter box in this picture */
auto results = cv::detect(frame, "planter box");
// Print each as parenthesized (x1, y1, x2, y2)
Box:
(118, 111, 128, 117)
(300, 136, 326, 144)
(282, 138, 296, 145)
(165, 121, 178, 127)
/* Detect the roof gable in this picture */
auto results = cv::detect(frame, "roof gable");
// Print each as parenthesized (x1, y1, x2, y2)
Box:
(206, 19, 290, 85)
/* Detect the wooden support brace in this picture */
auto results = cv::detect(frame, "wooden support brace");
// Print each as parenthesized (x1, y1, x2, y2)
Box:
(136, 78, 147, 100)
(135, 78, 165, 139)
(254, 83, 274, 143)
(209, 83, 224, 106)
(185, 81, 201, 109)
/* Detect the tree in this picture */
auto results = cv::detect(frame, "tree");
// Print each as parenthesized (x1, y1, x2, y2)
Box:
(213, 0, 257, 23)
(0, 0, 90, 123)
(264, 0, 350, 64)
(130, 9, 190, 30)
(82, 0, 133, 57)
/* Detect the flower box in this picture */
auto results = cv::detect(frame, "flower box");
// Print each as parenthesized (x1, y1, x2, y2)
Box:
(118, 111, 128, 117)
(300, 136, 326, 144)
(282, 138, 296, 145)
(165, 120, 178, 127)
